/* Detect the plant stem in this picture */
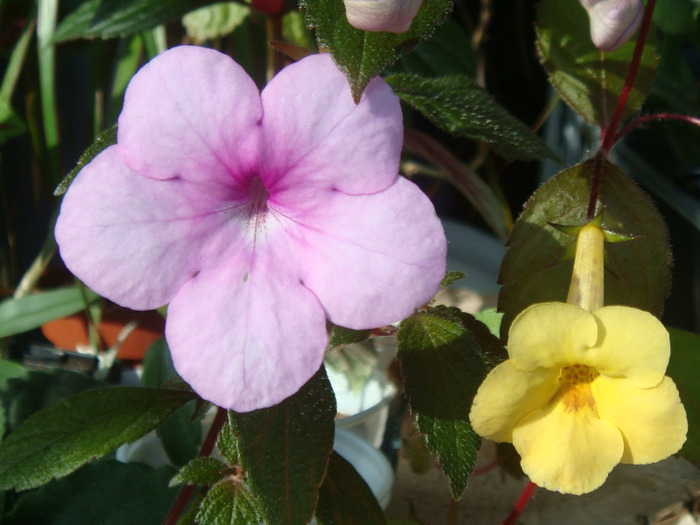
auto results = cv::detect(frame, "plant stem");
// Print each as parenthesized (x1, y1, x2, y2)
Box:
(162, 406, 228, 525)
(586, 150, 605, 220)
(600, 0, 657, 153)
(613, 112, 700, 143)
(37, 0, 60, 188)
(447, 498, 460, 525)
(500, 481, 537, 525)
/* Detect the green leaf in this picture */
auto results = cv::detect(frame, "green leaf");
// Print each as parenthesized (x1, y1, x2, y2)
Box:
(217, 419, 239, 466)
(498, 159, 671, 336)
(141, 339, 202, 466)
(54, 125, 116, 196)
(302, 0, 451, 101)
(3, 460, 178, 525)
(397, 306, 504, 499)
(440, 271, 465, 288)
(473, 308, 503, 340)
(667, 328, 700, 464)
(326, 324, 372, 353)
(53, 0, 221, 41)
(229, 366, 336, 525)
(0, 387, 196, 491)
(0, 287, 99, 339)
(1, 369, 104, 435)
(170, 457, 227, 487)
(315, 451, 386, 525)
(182, 2, 250, 44)
(195, 480, 265, 525)
(0, 359, 27, 389)
(387, 74, 556, 162)
(389, 19, 475, 77)
(0, 99, 26, 145)
(535, 0, 658, 126)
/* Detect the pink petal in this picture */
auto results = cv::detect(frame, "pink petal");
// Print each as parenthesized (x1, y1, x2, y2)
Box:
(259, 53, 402, 196)
(55, 146, 246, 310)
(118, 45, 262, 184)
(290, 176, 446, 329)
(165, 242, 328, 411)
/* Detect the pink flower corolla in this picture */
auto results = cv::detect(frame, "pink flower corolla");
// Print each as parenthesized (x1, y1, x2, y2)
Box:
(344, 0, 423, 33)
(55, 46, 446, 411)
(579, 0, 643, 51)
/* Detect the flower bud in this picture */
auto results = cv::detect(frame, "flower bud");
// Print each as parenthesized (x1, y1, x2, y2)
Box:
(344, 0, 422, 33)
(579, 0, 643, 51)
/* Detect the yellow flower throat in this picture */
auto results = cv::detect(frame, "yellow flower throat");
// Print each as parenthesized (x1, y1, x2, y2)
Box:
(555, 364, 599, 412)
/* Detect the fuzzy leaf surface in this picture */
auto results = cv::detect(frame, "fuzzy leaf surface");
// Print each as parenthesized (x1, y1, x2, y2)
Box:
(387, 74, 556, 161)
(54, 125, 116, 195)
(0, 387, 195, 491)
(535, 0, 658, 125)
(229, 366, 336, 525)
(196, 481, 264, 525)
(398, 306, 504, 499)
(169, 457, 227, 487)
(315, 451, 386, 525)
(302, 0, 451, 101)
(498, 159, 671, 336)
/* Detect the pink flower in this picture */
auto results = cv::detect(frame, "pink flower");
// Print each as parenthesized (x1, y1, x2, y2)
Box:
(579, 0, 643, 51)
(344, 0, 423, 33)
(55, 46, 446, 411)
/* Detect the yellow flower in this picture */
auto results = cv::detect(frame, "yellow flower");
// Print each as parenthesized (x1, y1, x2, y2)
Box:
(469, 302, 687, 495)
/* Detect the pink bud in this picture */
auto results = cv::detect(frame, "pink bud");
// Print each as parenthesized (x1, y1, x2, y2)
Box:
(579, 0, 643, 51)
(344, 0, 423, 33)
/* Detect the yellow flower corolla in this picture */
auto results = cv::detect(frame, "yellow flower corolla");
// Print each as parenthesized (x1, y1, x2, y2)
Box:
(469, 302, 687, 495)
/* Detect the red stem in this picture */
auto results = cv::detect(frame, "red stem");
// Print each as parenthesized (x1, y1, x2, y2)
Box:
(162, 406, 228, 525)
(500, 481, 537, 525)
(613, 112, 700, 143)
(600, 0, 657, 153)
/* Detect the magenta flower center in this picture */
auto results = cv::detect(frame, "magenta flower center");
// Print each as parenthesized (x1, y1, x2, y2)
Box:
(248, 176, 270, 214)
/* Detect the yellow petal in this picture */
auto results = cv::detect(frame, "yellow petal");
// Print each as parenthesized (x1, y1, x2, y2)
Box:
(513, 403, 623, 495)
(508, 303, 599, 371)
(593, 375, 687, 464)
(587, 306, 670, 388)
(469, 361, 559, 443)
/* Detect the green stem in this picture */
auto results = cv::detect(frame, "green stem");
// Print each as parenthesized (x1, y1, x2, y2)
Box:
(0, 15, 36, 102)
(37, 0, 60, 187)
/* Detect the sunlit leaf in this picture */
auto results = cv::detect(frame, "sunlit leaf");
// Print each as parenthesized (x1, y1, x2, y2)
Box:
(54, 125, 116, 196)
(668, 327, 700, 464)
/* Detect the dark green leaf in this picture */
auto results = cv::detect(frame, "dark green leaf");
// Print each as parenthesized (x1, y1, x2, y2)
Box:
(387, 74, 556, 161)
(0, 99, 26, 145)
(398, 306, 503, 499)
(54, 125, 116, 196)
(389, 19, 475, 77)
(195, 480, 264, 525)
(170, 457, 227, 487)
(3, 460, 178, 525)
(0, 387, 196, 491)
(315, 451, 386, 525)
(440, 271, 465, 288)
(667, 328, 700, 464)
(1, 369, 104, 435)
(229, 366, 336, 525)
(498, 159, 671, 336)
(326, 324, 372, 353)
(141, 339, 202, 466)
(302, 0, 451, 101)
(535, 0, 658, 125)
(53, 0, 221, 41)
(0, 287, 99, 338)
(217, 419, 239, 466)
